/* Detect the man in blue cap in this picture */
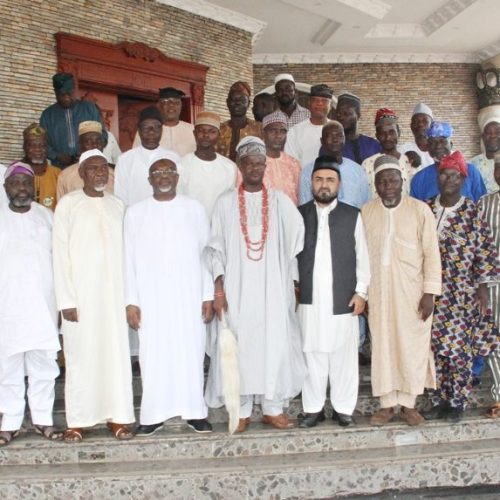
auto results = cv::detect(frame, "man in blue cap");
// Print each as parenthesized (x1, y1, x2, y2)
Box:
(40, 72, 106, 168)
(410, 121, 486, 202)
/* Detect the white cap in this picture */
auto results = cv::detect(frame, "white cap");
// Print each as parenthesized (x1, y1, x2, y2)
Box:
(147, 150, 181, 169)
(478, 105, 500, 132)
(79, 149, 107, 166)
(412, 103, 433, 119)
(274, 73, 295, 85)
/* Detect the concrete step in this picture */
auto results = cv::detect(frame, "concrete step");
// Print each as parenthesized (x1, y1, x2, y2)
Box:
(1, 437, 499, 498)
(1, 410, 497, 467)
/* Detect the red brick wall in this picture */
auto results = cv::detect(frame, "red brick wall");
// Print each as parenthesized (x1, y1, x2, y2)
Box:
(254, 63, 481, 159)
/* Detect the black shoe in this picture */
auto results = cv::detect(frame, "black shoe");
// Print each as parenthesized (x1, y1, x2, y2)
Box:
(446, 407, 463, 423)
(187, 419, 213, 433)
(135, 422, 164, 436)
(332, 409, 354, 427)
(423, 403, 449, 420)
(358, 352, 371, 366)
(298, 410, 326, 428)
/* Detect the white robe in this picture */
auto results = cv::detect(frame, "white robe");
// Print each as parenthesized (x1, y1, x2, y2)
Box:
(205, 188, 306, 407)
(0, 203, 60, 358)
(124, 195, 213, 424)
(52, 190, 134, 428)
(285, 120, 323, 168)
(178, 152, 237, 218)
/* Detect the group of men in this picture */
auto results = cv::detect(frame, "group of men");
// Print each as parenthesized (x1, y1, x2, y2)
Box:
(1, 69, 499, 446)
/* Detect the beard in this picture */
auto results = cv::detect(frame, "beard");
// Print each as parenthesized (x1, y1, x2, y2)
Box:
(10, 195, 33, 208)
(313, 191, 337, 205)
(93, 184, 106, 192)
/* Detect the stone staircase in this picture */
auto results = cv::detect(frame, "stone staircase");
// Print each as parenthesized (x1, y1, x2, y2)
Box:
(0, 366, 499, 498)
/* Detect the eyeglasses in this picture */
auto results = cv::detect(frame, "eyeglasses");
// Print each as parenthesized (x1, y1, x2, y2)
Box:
(159, 98, 181, 104)
(150, 169, 177, 177)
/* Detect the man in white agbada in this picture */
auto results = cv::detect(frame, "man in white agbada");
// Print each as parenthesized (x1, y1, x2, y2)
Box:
(177, 111, 237, 218)
(297, 156, 370, 428)
(206, 136, 306, 432)
(0, 162, 62, 446)
(53, 149, 135, 442)
(125, 155, 214, 436)
(115, 105, 180, 357)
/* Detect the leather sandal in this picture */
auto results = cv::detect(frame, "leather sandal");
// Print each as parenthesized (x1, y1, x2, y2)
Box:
(107, 422, 134, 440)
(34, 425, 64, 441)
(235, 417, 250, 433)
(262, 413, 294, 429)
(485, 402, 500, 419)
(0, 430, 20, 447)
(63, 428, 83, 443)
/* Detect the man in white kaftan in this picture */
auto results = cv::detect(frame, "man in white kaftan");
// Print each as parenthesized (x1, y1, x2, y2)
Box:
(297, 157, 370, 428)
(206, 136, 305, 432)
(0, 162, 61, 445)
(53, 150, 134, 441)
(115, 106, 179, 356)
(362, 155, 441, 427)
(125, 155, 214, 435)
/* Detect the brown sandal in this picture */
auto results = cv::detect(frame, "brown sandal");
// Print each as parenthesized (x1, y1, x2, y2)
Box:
(63, 428, 83, 443)
(34, 425, 64, 441)
(485, 402, 500, 419)
(107, 422, 134, 440)
(0, 430, 20, 447)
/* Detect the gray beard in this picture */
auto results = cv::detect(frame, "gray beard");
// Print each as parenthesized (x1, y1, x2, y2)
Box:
(11, 197, 32, 208)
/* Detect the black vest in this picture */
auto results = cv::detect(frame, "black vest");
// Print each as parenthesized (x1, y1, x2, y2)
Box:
(297, 200, 359, 315)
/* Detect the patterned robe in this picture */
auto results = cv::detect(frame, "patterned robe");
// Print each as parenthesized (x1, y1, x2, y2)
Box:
(429, 196, 499, 364)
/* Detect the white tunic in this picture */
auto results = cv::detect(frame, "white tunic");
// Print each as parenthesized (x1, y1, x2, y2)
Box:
(178, 152, 237, 218)
(205, 188, 306, 406)
(285, 120, 324, 168)
(52, 190, 134, 427)
(0, 203, 59, 358)
(103, 130, 122, 165)
(298, 200, 371, 353)
(133, 122, 196, 157)
(124, 195, 213, 423)
(114, 145, 179, 206)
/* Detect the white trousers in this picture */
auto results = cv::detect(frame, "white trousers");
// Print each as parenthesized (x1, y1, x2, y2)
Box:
(302, 335, 359, 415)
(0, 350, 59, 431)
(240, 395, 286, 418)
(488, 349, 500, 403)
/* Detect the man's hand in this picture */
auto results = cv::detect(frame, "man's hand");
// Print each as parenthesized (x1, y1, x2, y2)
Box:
(349, 294, 366, 316)
(62, 308, 78, 322)
(418, 293, 434, 321)
(213, 293, 228, 321)
(477, 283, 489, 315)
(202, 300, 214, 324)
(404, 151, 422, 169)
(126, 305, 141, 330)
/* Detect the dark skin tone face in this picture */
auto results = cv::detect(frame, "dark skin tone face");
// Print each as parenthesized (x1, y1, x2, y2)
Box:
(427, 137, 452, 164)
(252, 95, 275, 122)
(227, 91, 250, 119)
(4, 174, 34, 213)
(482, 122, 500, 159)
(55, 90, 74, 109)
(410, 113, 432, 142)
(374, 169, 403, 208)
(148, 159, 178, 200)
(263, 122, 287, 157)
(376, 122, 400, 156)
(336, 102, 359, 135)
(494, 161, 500, 187)
(158, 97, 182, 125)
(437, 168, 464, 202)
(80, 131, 104, 153)
(275, 80, 296, 108)
(24, 136, 48, 168)
(138, 118, 163, 150)
(238, 154, 266, 192)
(78, 156, 109, 197)
(193, 124, 219, 161)
(321, 123, 345, 162)
(309, 96, 331, 124)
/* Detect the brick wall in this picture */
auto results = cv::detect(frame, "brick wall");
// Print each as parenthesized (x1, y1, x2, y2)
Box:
(0, 0, 254, 164)
(254, 63, 481, 159)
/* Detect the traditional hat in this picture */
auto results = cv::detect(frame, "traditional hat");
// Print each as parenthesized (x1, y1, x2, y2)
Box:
(159, 87, 185, 99)
(427, 121, 454, 138)
(438, 151, 468, 177)
(229, 81, 251, 97)
(274, 73, 295, 85)
(310, 84, 333, 99)
(236, 136, 266, 159)
(79, 149, 107, 167)
(412, 103, 433, 119)
(78, 121, 102, 136)
(52, 72, 75, 93)
(478, 106, 500, 131)
(148, 151, 181, 170)
(194, 111, 221, 130)
(5, 161, 34, 179)
(138, 106, 163, 124)
(312, 155, 341, 178)
(23, 123, 47, 141)
(337, 92, 361, 112)
(373, 154, 403, 175)
(375, 108, 398, 126)
(262, 112, 288, 130)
